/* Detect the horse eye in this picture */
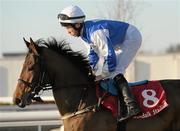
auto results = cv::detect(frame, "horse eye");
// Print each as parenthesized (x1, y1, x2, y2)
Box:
(28, 65, 35, 71)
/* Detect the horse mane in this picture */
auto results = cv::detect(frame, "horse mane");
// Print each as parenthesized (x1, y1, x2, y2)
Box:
(35, 37, 95, 82)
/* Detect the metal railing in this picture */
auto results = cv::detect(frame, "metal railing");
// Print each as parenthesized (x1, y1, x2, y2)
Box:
(0, 100, 63, 131)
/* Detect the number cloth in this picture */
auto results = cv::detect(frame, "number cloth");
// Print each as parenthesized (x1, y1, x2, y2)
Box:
(96, 80, 168, 119)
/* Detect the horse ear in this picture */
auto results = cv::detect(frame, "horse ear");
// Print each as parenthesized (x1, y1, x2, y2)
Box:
(23, 37, 30, 47)
(29, 37, 39, 55)
(30, 37, 35, 44)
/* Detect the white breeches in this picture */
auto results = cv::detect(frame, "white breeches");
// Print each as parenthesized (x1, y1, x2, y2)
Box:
(109, 25, 142, 79)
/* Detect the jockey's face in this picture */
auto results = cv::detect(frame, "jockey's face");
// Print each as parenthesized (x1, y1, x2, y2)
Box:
(65, 24, 81, 37)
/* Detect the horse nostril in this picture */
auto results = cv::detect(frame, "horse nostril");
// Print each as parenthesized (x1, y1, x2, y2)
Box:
(18, 102, 26, 108)
(15, 98, 21, 105)
(15, 98, 26, 108)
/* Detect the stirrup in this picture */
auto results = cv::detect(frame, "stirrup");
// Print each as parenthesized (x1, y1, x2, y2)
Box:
(117, 115, 130, 122)
(118, 108, 140, 122)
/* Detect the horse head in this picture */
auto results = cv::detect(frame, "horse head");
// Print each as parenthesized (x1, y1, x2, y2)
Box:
(13, 38, 47, 108)
(13, 37, 95, 108)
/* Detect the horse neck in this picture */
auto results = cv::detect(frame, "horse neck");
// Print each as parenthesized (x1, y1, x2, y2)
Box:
(41, 48, 88, 84)
(41, 48, 97, 115)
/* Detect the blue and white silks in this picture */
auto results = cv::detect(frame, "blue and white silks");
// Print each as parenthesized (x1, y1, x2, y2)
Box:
(81, 20, 129, 76)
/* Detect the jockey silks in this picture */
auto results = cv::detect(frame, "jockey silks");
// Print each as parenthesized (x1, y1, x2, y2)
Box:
(81, 20, 129, 75)
(80, 19, 141, 78)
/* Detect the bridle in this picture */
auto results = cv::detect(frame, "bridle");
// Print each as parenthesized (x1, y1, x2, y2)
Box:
(18, 71, 52, 99)
(18, 67, 52, 93)
(17, 55, 52, 107)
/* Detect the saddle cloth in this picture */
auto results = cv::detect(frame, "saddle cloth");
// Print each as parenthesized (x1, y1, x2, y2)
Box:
(96, 80, 169, 119)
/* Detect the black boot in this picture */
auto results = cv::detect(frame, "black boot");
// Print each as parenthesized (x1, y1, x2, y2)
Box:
(114, 74, 140, 121)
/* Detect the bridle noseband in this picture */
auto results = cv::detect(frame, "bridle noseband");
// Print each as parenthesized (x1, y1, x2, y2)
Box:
(18, 55, 52, 105)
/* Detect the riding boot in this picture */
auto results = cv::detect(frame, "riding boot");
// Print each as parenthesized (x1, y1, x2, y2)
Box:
(114, 74, 141, 121)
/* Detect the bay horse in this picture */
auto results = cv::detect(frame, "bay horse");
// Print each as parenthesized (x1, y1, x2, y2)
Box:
(13, 38, 180, 131)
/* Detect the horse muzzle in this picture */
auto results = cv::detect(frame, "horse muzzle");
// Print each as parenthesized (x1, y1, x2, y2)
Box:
(15, 92, 34, 108)
(15, 98, 26, 108)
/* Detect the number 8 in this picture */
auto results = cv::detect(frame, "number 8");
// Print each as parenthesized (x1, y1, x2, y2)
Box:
(142, 89, 159, 108)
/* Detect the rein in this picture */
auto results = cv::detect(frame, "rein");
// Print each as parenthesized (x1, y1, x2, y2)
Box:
(61, 83, 100, 120)
(19, 74, 99, 119)
(61, 105, 97, 120)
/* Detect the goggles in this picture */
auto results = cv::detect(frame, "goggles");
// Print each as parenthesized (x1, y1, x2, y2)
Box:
(57, 14, 85, 20)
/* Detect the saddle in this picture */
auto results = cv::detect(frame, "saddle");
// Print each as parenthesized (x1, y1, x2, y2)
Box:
(96, 79, 169, 119)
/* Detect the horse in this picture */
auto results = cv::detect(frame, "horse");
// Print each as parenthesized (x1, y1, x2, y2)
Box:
(13, 37, 180, 131)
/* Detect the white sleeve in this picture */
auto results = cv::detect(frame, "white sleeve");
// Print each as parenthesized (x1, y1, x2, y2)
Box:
(90, 29, 109, 76)
(81, 40, 90, 56)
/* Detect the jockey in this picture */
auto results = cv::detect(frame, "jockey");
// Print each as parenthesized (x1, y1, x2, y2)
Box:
(57, 5, 141, 121)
